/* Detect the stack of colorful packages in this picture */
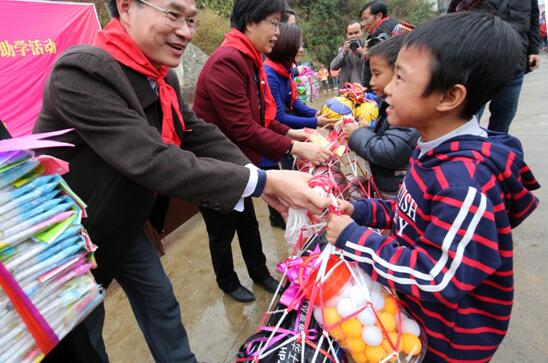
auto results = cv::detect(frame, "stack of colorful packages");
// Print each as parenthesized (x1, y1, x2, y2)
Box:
(0, 131, 103, 363)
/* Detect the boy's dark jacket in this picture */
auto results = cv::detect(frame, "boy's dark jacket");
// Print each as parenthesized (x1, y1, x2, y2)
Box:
(348, 101, 419, 193)
(336, 131, 539, 362)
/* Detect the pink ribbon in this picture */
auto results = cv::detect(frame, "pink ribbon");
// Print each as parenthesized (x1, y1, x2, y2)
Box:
(276, 246, 323, 309)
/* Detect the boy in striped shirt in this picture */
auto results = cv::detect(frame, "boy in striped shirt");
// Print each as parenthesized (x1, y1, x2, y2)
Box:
(326, 12, 540, 362)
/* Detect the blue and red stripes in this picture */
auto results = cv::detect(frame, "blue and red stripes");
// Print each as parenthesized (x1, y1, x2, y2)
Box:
(336, 133, 539, 362)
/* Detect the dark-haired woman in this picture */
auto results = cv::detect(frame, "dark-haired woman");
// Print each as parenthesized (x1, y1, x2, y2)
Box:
(264, 23, 331, 131)
(193, 0, 331, 303)
(262, 23, 331, 228)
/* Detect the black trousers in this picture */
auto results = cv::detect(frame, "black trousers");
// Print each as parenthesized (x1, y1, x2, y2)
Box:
(199, 197, 270, 292)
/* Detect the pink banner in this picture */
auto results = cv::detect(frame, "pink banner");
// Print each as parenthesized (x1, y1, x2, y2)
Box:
(0, 0, 100, 137)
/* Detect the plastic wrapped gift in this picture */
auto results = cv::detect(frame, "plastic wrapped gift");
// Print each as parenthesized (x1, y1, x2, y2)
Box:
(307, 252, 426, 363)
(354, 101, 379, 128)
(0, 131, 102, 362)
(320, 97, 354, 122)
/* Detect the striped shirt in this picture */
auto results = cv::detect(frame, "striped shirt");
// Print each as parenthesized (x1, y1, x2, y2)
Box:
(335, 131, 540, 362)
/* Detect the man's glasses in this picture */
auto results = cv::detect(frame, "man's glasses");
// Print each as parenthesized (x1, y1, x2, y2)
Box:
(138, 0, 197, 33)
(360, 15, 375, 26)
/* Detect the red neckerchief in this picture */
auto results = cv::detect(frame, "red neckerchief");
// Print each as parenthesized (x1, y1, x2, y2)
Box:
(264, 58, 297, 110)
(221, 28, 276, 128)
(370, 17, 391, 35)
(94, 19, 185, 146)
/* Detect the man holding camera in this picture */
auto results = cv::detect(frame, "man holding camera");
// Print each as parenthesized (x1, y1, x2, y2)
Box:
(330, 21, 365, 89)
(359, 1, 399, 87)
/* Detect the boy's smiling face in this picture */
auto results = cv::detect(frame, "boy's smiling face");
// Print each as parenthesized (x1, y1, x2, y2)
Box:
(384, 46, 443, 131)
(369, 55, 394, 98)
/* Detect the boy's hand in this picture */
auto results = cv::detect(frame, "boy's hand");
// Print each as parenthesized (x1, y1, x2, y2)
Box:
(342, 122, 359, 138)
(326, 213, 354, 245)
(337, 199, 355, 215)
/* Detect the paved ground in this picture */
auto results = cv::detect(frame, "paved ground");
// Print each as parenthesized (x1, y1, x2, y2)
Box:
(103, 55, 548, 362)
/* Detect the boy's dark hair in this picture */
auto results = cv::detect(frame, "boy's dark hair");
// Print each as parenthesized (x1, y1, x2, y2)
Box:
(267, 23, 302, 66)
(359, 1, 388, 18)
(403, 12, 521, 120)
(231, 0, 286, 32)
(368, 35, 404, 67)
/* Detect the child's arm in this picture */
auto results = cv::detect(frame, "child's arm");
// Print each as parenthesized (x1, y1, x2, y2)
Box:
(350, 198, 397, 229)
(348, 127, 419, 170)
(331, 186, 501, 304)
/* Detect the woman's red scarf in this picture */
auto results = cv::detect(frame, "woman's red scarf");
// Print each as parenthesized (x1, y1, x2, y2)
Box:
(94, 19, 185, 146)
(264, 58, 297, 111)
(221, 29, 276, 128)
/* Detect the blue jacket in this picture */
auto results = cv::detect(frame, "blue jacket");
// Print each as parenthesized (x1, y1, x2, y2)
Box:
(264, 65, 318, 129)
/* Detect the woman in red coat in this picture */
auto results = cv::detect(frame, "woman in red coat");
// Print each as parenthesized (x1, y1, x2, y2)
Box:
(193, 0, 330, 302)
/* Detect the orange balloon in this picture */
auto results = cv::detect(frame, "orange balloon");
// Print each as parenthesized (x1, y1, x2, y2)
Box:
(341, 318, 363, 338)
(351, 351, 369, 363)
(382, 295, 398, 315)
(324, 307, 342, 326)
(329, 326, 344, 341)
(377, 312, 397, 333)
(364, 345, 388, 363)
(382, 332, 402, 353)
(347, 337, 367, 353)
(401, 333, 422, 356)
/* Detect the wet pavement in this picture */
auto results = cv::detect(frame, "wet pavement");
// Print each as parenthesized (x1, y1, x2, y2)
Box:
(103, 59, 548, 363)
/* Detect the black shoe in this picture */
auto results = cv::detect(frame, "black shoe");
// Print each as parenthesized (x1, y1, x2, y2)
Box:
(268, 206, 286, 230)
(256, 276, 280, 294)
(226, 285, 255, 303)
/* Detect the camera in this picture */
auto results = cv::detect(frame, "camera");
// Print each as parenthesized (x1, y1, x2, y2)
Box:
(349, 38, 364, 51)
(365, 33, 390, 48)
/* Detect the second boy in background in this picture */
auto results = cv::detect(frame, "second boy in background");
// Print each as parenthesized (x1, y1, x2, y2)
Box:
(327, 12, 540, 362)
(343, 36, 418, 197)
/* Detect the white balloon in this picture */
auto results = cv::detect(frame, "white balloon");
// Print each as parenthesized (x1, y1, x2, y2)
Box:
(401, 319, 421, 337)
(325, 294, 340, 308)
(337, 298, 358, 318)
(313, 307, 324, 325)
(349, 286, 368, 306)
(340, 281, 354, 299)
(361, 326, 383, 346)
(357, 306, 376, 326)
(370, 290, 385, 311)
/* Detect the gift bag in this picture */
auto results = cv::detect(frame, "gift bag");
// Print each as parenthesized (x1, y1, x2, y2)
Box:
(306, 252, 426, 363)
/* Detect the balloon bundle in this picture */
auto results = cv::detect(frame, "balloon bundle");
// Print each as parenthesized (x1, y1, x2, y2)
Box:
(320, 83, 379, 128)
(239, 173, 426, 362)
(0, 131, 102, 363)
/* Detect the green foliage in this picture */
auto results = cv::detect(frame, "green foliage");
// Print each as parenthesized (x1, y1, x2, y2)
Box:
(192, 8, 231, 54)
(299, 0, 348, 67)
(386, 0, 436, 25)
(196, 0, 234, 18)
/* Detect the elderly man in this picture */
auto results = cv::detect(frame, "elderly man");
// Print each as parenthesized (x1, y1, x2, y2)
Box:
(359, 0, 399, 88)
(36, 0, 330, 362)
